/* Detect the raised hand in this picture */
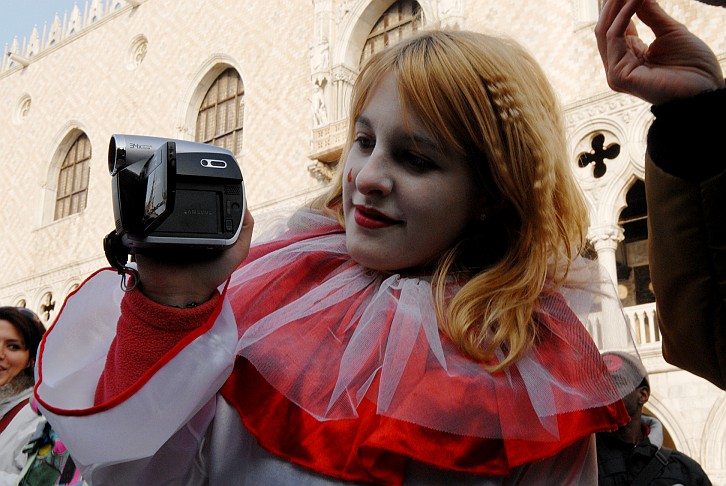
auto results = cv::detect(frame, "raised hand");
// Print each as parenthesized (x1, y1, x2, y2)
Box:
(134, 207, 255, 308)
(595, 0, 724, 105)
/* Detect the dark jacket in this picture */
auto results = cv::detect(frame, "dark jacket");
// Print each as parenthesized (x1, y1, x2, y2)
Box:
(596, 421, 711, 486)
(645, 87, 726, 390)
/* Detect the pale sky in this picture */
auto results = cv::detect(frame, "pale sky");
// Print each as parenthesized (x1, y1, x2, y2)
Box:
(1, 1, 78, 49)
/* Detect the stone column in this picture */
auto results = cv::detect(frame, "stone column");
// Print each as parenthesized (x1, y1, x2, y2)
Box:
(587, 225, 624, 288)
(587, 225, 630, 350)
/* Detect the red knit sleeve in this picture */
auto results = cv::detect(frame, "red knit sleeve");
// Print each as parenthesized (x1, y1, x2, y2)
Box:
(95, 289, 220, 404)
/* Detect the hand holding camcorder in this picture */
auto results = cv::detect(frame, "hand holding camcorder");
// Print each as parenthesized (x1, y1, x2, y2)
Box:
(104, 134, 245, 278)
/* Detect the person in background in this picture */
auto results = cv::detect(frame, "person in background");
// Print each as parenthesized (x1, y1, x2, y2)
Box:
(596, 351, 712, 485)
(35, 30, 637, 484)
(595, 0, 726, 390)
(0, 306, 45, 485)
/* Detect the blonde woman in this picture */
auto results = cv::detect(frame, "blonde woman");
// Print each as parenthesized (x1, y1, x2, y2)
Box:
(36, 30, 637, 485)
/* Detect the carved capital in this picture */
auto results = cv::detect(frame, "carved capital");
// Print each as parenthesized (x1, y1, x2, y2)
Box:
(331, 65, 357, 84)
(588, 225, 625, 251)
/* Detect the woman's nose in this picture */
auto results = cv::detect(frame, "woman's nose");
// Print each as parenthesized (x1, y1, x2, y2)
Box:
(355, 150, 393, 195)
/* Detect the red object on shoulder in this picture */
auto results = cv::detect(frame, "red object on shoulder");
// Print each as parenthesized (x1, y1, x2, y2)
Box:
(0, 398, 29, 433)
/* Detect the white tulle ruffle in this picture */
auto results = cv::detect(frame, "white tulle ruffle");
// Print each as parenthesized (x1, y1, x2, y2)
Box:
(226, 208, 639, 442)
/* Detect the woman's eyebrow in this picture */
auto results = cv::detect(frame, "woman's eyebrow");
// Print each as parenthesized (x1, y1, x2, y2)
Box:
(409, 133, 440, 152)
(355, 115, 440, 151)
(354, 116, 372, 129)
(3, 340, 26, 349)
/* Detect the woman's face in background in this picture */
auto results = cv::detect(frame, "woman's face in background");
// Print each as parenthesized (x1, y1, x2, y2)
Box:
(0, 319, 30, 386)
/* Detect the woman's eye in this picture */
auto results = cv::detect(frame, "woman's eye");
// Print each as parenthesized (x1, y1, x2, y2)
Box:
(404, 152, 436, 171)
(353, 135, 374, 151)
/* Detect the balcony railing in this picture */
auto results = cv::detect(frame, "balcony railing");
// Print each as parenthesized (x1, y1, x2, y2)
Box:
(623, 302, 660, 346)
(587, 302, 659, 351)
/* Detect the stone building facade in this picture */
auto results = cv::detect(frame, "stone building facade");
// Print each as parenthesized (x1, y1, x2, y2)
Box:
(1, 0, 724, 482)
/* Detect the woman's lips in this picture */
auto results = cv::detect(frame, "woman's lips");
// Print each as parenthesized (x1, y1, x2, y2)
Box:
(354, 206, 400, 229)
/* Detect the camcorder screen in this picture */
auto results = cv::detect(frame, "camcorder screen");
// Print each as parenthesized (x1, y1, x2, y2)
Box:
(142, 150, 169, 229)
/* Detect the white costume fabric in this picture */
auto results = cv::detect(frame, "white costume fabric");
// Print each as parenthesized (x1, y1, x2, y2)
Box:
(0, 381, 43, 486)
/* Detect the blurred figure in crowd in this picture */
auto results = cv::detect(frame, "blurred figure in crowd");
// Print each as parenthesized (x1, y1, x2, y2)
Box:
(596, 351, 712, 485)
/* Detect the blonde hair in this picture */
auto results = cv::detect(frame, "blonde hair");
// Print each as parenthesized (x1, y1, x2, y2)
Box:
(312, 30, 588, 371)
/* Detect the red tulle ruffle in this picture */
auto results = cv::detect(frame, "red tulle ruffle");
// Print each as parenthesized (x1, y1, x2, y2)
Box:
(218, 210, 629, 484)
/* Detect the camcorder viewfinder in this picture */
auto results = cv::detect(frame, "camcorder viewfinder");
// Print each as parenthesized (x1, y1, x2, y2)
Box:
(104, 134, 245, 276)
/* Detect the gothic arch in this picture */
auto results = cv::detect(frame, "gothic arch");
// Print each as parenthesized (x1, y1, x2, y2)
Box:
(572, 120, 629, 183)
(176, 54, 245, 142)
(41, 122, 91, 225)
(10, 294, 29, 309)
(645, 392, 696, 457)
(309, 0, 434, 166)
(30, 286, 58, 326)
(607, 174, 645, 231)
(59, 279, 81, 310)
(624, 104, 654, 180)
(333, 0, 435, 71)
(703, 393, 726, 468)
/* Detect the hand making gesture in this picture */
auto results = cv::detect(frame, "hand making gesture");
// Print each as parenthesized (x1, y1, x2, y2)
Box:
(595, 0, 724, 105)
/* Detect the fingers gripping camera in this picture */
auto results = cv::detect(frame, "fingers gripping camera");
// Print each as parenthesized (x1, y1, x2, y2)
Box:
(105, 134, 245, 267)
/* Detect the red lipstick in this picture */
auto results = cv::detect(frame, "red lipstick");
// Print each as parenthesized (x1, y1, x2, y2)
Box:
(353, 206, 399, 229)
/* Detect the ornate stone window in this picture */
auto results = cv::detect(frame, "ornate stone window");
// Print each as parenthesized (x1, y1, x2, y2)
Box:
(577, 132, 620, 179)
(128, 35, 149, 69)
(360, 0, 424, 65)
(13, 94, 31, 124)
(195, 68, 244, 156)
(55, 133, 91, 220)
(39, 291, 55, 323)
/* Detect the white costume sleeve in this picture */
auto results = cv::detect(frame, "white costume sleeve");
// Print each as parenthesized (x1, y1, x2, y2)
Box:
(34, 268, 238, 481)
(0, 400, 44, 486)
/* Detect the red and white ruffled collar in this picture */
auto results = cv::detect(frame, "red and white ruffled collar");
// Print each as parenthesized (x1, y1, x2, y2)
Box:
(219, 209, 630, 481)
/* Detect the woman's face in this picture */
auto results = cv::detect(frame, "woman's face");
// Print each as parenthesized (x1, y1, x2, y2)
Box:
(343, 73, 482, 272)
(0, 319, 31, 386)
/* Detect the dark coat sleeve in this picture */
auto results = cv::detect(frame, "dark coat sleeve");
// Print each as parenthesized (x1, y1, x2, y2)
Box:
(644, 87, 726, 390)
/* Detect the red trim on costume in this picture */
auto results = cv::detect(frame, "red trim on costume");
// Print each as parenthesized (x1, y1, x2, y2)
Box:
(34, 268, 230, 416)
(0, 398, 29, 433)
(222, 358, 627, 484)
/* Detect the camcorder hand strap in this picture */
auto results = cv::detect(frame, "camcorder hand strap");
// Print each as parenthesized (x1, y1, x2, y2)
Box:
(104, 230, 140, 292)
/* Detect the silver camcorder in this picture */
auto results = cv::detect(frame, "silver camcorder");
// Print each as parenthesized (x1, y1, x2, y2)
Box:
(107, 134, 245, 253)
